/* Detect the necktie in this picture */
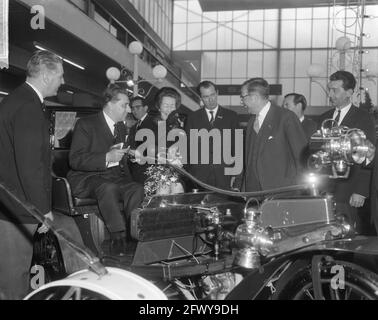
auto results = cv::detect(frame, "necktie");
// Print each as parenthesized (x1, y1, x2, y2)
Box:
(253, 115, 260, 134)
(114, 121, 126, 144)
(209, 111, 215, 125)
(334, 109, 341, 126)
(136, 120, 142, 130)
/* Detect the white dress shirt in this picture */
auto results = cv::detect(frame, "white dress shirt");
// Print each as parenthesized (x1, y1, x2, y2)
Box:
(333, 103, 352, 126)
(205, 105, 219, 122)
(256, 101, 271, 128)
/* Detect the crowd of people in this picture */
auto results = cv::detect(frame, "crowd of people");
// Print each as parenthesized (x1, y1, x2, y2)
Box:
(0, 50, 378, 299)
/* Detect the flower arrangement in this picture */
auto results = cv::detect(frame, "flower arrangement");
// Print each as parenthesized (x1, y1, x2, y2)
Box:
(144, 165, 180, 197)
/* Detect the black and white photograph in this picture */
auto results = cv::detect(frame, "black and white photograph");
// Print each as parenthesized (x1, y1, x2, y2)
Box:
(2, 0, 378, 307)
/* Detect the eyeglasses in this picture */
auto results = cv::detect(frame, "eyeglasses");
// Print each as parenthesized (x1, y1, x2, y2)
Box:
(240, 93, 250, 100)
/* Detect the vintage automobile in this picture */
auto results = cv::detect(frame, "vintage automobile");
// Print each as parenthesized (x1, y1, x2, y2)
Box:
(10, 121, 378, 300)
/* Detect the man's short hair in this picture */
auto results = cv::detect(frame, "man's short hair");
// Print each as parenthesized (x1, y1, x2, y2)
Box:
(197, 80, 217, 95)
(284, 93, 307, 111)
(103, 84, 129, 104)
(26, 50, 63, 78)
(155, 86, 181, 109)
(329, 71, 356, 91)
(130, 96, 146, 107)
(242, 77, 270, 99)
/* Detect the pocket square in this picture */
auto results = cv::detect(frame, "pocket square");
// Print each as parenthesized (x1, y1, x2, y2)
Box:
(268, 136, 274, 140)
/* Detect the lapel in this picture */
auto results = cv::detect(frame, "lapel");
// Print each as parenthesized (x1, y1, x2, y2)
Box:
(200, 107, 212, 129)
(255, 104, 276, 157)
(245, 115, 257, 166)
(213, 106, 224, 127)
(340, 105, 357, 127)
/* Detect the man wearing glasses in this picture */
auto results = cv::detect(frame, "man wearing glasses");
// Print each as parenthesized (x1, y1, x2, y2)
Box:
(234, 78, 307, 192)
(127, 96, 157, 183)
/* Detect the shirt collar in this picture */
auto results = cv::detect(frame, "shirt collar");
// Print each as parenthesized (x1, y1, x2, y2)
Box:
(205, 105, 219, 120)
(257, 101, 271, 125)
(334, 103, 352, 123)
(103, 110, 116, 135)
(139, 113, 148, 123)
(299, 116, 305, 122)
(26, 82, 44, 103)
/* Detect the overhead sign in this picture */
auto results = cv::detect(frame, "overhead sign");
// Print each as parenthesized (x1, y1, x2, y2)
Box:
(216, 84, 282, 96)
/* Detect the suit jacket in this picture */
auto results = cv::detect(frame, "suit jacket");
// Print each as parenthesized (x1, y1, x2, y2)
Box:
(0, 83, 51, 223)
(67, 112, 133, 194)
(185, 106, 240, 190)
(301, 117, 318, 141)
(318, 105, 376, 202)
(126, 114, 157, 183)
(126, 114, 157, 150)
(236, 104, 307, 191)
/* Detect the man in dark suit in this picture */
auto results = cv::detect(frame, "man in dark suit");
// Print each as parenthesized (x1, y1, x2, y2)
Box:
(127, 97, 157, 183)
(318, 71, 376, 234)
(185, 81, 240, 190)
(67, 85, 144, 255)
(234, 78, 307, 192)
(0, 50, 64, 299)
(283, 93, 317, 141)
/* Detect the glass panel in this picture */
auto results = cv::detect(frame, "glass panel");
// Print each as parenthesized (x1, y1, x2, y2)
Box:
(250, 10, 264, 21)
(264, 9, 279, 20)
(280, 78, 295, 97)
(296, 20, 312, 48)
(310, 79, 328, 106)
(216, 52, 232, 79)
(202, 52, 217, 78)
(280, 51, 295, 78)
(312, 19, 329, 47)
(281, 20, 295, 48)
(174, 1, 187, 23)
(173, 23, 187, 50)
(232, 21, 248, 50)
(247, 51, 263, 77)
(264, 20, 278, 48)
(187, 23, 202, 50)
(282, 8, 296, 20)
(363, 19, 378, 46)
(234, 11, 249, 22)
(295, 51, 311, 77)
(294, 78, 310, 106)
(218, 11, 233, 22)
(248, 21, 263, 49)
(232, 52, 247, 78)
(263, 51, 277, 78)
(217, 25, 232, 50)
(296, 8, 312, 20)
(187, 0, 202, 23)
(217, 95, 231, 106)
(203, 11, 217, 22)
(365, 4, 378, 17)
(202, 23, 217, 50)
(313, 6, 329, 19)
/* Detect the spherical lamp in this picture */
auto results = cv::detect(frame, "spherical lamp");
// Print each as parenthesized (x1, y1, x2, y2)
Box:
(307, 64, 325, 77)
(128, 41, 143, 55)
(335, 36, 351, 51)
(152, 65, 167, 80)
(106, 67, 121, 83)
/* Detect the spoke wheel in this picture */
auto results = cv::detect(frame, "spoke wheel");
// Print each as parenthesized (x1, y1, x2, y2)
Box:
(272, 258, 378, 300)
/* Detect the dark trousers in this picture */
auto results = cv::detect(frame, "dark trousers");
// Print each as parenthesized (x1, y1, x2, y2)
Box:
(0, 220, 38, 299)
(75, 173, 144, 234)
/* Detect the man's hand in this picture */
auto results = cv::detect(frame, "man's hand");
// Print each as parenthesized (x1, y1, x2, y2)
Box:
(106, 147, 128, 163)
(37, 211, 54, 234)
(349, 193, 366, 208)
